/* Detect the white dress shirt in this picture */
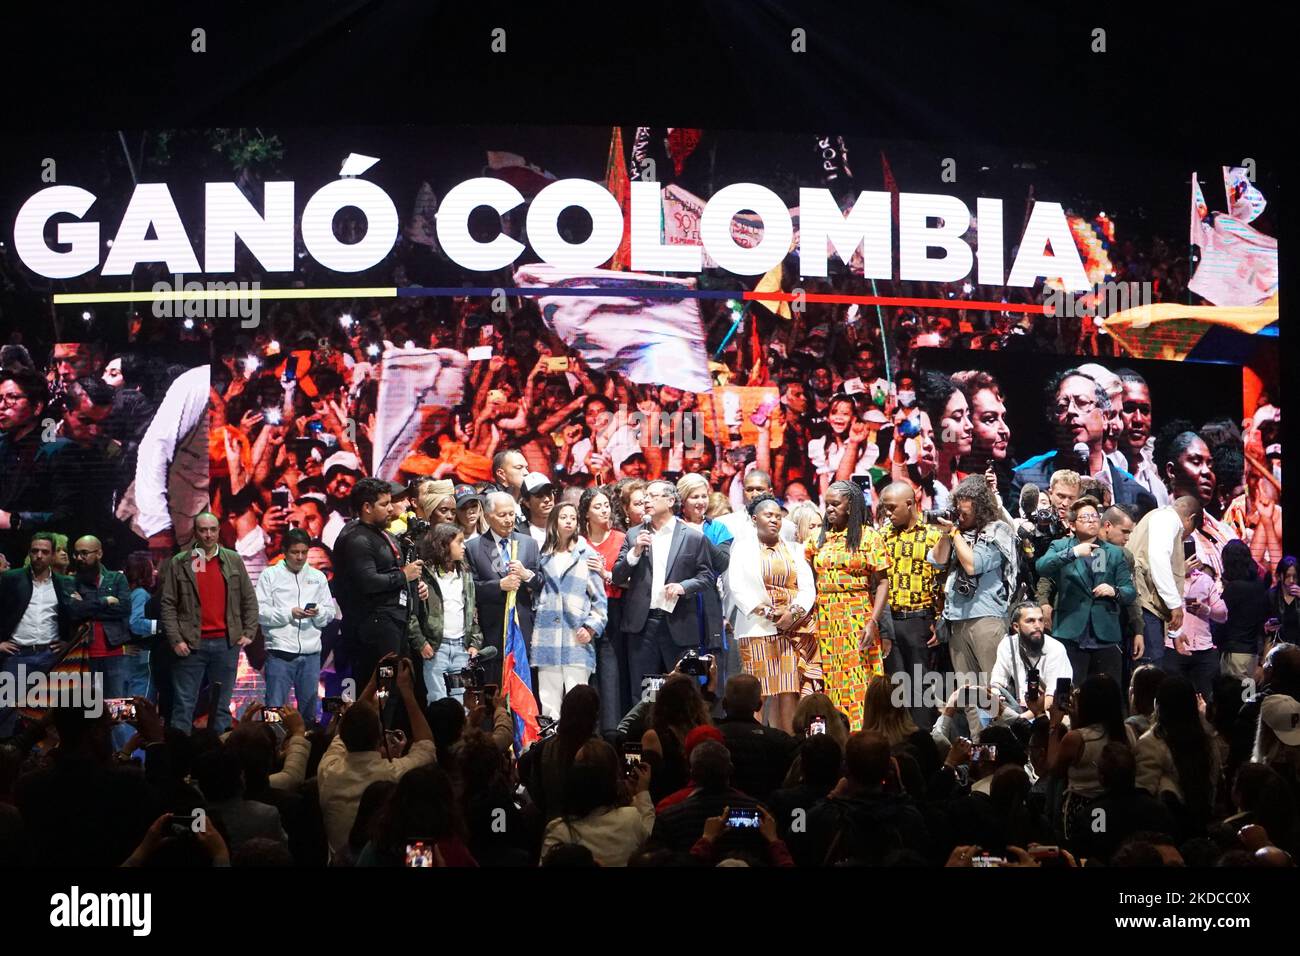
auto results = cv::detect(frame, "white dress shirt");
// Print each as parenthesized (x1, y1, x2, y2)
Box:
(13, 574, 59, 646)
(624, 516, 680, 612)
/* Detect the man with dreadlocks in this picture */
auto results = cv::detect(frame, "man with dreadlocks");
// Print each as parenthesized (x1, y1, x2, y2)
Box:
(805, 480, 891, 731)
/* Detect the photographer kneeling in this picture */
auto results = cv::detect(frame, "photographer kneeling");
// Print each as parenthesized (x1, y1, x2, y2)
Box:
(990, 602, 1073, 715)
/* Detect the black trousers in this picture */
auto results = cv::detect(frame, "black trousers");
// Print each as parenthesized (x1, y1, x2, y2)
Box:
(886, 614, 938, 731)
(355, 610, 409, 725)
(626, 612, 686, 705)
(1064, 642, 1125, 711)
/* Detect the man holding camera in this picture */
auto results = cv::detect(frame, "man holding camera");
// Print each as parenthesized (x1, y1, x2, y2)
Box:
(334, 478, 423, 714)
(1035, 497, 1136, 683)
(990, 601, 1073, 713)
(927, 476, 1018, 731)
(257, 528, 337, 725)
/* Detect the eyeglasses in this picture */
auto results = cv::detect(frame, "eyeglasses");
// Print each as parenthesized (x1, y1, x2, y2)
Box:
(0, 393, 31, 406)
(1075, 513, 1101, 523)
(1055, 395, 1097, 416)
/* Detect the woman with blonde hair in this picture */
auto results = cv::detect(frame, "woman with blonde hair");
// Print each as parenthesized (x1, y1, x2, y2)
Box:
(706, 492, 733, 520)
(787, 502, 824, 545)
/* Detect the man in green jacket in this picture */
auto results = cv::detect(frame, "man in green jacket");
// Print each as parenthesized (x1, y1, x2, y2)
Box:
(1035, 496, 1136, 684)
(160, 512, 258, 733)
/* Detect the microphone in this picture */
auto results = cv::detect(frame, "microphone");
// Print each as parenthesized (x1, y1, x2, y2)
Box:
(1019, 483, 1040, 519)
(1072, 441, 1090, 464)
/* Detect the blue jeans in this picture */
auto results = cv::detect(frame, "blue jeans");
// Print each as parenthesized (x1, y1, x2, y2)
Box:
(265, 650, 322, 724)
(122, 648, 153, 700)
(92, 655, 137, 751)
(0, 646, 59, 738)
(1138, 609, 1166, 667)
(170, 640, 241, 734)
(422, 642, 471, 704)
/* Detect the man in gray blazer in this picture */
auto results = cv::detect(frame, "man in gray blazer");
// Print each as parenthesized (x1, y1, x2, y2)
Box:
(612, 479, 715, 704)
(467, 491, 544, 689)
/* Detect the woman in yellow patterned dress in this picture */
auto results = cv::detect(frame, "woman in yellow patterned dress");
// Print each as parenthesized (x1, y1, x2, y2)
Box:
(805, 481, 890, 731)
(727, 495, 824, 733)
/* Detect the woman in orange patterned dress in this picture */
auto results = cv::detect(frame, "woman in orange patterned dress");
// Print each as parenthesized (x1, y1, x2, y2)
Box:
(806, 481, 890, 731)
(727, 495, 823, 733)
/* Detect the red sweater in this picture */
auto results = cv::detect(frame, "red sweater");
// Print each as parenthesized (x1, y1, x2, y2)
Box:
(197, 555, 228, 640)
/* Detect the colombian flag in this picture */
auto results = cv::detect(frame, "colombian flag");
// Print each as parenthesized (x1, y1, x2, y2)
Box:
(503, 542, 540, 752)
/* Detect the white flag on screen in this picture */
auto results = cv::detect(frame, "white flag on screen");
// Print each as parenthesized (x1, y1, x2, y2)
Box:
(513, 264, 711, 393)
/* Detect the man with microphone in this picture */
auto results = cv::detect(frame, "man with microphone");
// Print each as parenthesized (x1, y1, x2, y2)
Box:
(1010, 369, 1154, 517)
(612, 479, 715, 706)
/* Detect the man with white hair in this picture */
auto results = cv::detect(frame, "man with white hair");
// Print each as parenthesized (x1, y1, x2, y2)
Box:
(466, 490, 543, 688)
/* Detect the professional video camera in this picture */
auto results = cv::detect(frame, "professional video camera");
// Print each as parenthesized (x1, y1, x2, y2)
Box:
(443, 646, 498, 693)
(1017, 484, 1064, 542)
(397, 512, 430, 563)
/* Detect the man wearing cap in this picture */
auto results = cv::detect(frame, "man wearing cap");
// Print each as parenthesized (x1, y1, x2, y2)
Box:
(521, 472, 556, 549)
(321, 450, 364, 549)
(467, 491, 544, 688)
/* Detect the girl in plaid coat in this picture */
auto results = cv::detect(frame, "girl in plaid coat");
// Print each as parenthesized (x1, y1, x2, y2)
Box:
(534, 502, 608, 718)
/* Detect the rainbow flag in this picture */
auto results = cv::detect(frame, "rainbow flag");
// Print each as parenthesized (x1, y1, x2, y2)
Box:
(16, 626, 92, 722)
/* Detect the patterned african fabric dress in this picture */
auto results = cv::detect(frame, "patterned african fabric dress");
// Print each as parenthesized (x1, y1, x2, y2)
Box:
(737, 540, 824, 698)
(806, 528, 891, 730)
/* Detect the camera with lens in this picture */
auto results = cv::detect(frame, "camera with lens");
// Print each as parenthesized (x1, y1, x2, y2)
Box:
(444, 659, 487, 692)
(677, 648, 714, 679)
(952, 570, 978, 597)
(397, 513, 431, 563)
(924, 507, 956, 524)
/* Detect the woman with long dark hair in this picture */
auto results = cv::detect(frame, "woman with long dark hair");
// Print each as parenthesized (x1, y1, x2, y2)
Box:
(1269, 555, 1300, 646)
(808, 395, 876, 502)
(918, 371, 973, 495)
(124, 550, 160, 701)
(357, 764, 477, 866)
(805, 480, 890, 730)
(534, 503, 607, 719)
(1218, 539, 1271, 680)
(1136, 676, 1220, 834)
(642, 674, 712, 803)
(540, 738, 654, 867)
(409, 523, 484, 705)
(519, 684, 601, 824)
(1048, 673, 1134, 844)
(579, 487, 628, 732)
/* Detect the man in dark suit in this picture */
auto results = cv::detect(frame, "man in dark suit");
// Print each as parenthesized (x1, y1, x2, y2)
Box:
(0, 532, 73, 737)
(1035, 496, 1137, 683)
(468, 490, 544, 689)
(612, 479, 714, 704)
(1009, 368, 1156, 517)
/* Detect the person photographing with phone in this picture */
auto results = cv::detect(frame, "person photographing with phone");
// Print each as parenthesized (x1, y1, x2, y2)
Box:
(989, 602, 1073, 714)
(256, 528, 336, 725)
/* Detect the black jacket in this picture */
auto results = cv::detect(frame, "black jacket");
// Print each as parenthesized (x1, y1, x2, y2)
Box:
(1217, 578, 1270, 655)
(611, 519, 714, 648)
(66, 567, 132, 648)
(790, 790, 934, 866)
(0, 568, 73, 644)
(716, 716, 797, 802)
(333, 520, 415, 627)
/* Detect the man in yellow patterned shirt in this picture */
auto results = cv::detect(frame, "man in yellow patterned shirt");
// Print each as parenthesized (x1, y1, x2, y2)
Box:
(877, 481, 945, 729)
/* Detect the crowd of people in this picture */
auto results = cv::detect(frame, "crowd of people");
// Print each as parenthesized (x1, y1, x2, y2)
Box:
(1, 400, 1296, 866)
(0, 157, 1288, 868)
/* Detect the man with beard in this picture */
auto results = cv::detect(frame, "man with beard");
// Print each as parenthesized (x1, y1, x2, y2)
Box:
(990, 601, 1072, 713)
(0, 368, 77, 565)
(1011, 369, 1154, 517)
(1111, 369, 1169, 507)
(66, 535, 132, 704)
(320, 451, 363, 549)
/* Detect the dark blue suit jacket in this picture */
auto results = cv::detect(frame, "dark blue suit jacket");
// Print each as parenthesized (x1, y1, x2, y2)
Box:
(1009, 451, 1157, 517)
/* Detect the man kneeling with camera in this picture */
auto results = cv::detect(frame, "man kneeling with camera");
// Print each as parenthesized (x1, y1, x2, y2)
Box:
(989, 601, 1074, 716)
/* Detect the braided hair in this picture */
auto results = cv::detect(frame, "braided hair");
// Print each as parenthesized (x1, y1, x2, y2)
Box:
(819, 480, 868, 553)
